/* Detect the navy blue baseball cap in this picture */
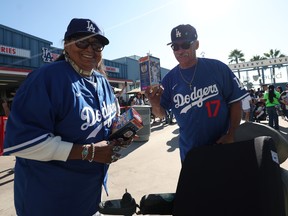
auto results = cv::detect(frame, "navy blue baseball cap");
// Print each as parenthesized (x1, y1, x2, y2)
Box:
(64, 18, 109, 45)
(167, 24, 198, 45)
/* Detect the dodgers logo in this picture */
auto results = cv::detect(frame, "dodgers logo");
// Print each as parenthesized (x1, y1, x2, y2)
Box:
(175, 28, 181, 38)
(173, 84, 219, 114)
(86, 20, 96, 33)
(42, 47, 53, 62)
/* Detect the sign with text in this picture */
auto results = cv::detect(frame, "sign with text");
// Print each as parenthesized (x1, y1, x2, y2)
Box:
(228, 56, 288, 70)
(0, 44, 30, 58)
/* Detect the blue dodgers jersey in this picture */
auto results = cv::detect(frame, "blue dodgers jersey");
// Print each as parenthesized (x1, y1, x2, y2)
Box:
(161, 58, 248, 161)
(3, 61, 117, 216)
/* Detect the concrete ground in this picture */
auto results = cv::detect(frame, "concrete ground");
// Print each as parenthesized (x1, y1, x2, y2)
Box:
(1, 118, 288, 216)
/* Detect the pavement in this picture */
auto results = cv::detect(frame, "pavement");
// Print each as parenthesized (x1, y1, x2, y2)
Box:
(1, 118, 288, 216)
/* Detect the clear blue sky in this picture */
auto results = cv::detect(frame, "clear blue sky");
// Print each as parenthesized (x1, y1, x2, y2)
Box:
(2, 0, 287, 70)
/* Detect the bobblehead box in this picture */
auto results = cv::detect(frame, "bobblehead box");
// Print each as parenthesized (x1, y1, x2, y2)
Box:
(109, 107, 143, 140)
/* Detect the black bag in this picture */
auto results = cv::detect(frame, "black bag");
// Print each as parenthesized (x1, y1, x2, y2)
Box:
(138, 193, 175, 215)
(173, 136, 285, 216)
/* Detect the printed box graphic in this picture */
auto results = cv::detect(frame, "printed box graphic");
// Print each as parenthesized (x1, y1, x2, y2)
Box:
(109, 108, 143, 140)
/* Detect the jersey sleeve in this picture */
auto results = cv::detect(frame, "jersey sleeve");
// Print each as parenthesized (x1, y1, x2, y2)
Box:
(4, 69, 58, 154)
(219, 62, 248, 104)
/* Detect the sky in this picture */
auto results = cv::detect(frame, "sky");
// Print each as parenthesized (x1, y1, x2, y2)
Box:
(1, 0, 288, 70)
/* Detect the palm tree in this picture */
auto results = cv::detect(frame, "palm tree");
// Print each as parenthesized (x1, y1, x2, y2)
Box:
(250, 55, 266, 85)
(263, 49, 286, 83)
(263, 49, 285, 59)
(228, 49, 245, 78)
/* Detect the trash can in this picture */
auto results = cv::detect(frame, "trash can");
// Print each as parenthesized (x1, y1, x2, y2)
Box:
(132, 105, 151, 141)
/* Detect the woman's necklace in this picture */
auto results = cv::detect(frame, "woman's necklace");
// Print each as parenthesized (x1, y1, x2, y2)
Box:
(179, 62, 198, 90)
(64, 51, 94, 77)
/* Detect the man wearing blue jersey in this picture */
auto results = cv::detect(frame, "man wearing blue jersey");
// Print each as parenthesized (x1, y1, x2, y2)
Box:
(3, 18, 132, 216)
(145, 24, 248, 162)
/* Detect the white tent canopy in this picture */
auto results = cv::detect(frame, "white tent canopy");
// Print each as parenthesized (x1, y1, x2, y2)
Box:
(126, 88, 144, 94)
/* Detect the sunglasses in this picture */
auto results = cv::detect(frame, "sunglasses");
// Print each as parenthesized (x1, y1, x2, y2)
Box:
(73, 38, 104, 52)
(171, 41, 194, 51)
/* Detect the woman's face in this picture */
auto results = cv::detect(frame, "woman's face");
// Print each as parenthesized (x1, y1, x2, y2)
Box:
(64, 35, 103, 71)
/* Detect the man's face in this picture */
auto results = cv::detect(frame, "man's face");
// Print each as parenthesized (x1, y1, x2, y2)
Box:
(171, 40, 199, 67)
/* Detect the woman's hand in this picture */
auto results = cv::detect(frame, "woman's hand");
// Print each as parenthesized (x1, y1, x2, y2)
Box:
(93, 137, 134, 164)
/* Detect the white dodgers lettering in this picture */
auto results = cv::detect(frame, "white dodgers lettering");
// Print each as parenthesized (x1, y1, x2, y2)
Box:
(81, 107, 102, 130)
(173, 84, 219, 114)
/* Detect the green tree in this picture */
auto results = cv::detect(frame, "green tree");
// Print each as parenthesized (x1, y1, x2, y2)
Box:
(263, 49, 286, 83)
(228, 49, 246, 64)
(263, 49, 285, 59)
(228, 49, 245, 78)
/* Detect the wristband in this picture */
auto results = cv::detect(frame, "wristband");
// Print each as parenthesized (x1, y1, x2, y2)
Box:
(88, 143, 95, 162)
(81, 145, 89, 160)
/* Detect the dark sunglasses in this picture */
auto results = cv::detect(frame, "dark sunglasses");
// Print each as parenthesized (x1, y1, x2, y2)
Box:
(73, 38, 104, 52)
(171, 41, 194, 51)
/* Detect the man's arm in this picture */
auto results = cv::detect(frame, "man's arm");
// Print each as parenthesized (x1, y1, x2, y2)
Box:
(144, 85, 166, 118)
(216, 101, 242, 144)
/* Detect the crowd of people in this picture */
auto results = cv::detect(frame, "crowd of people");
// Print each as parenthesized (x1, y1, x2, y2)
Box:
(241, 83, 288, 130)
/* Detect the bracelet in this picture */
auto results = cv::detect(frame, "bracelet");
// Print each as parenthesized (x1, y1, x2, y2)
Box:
(88, 143, 95, 162)
(81, 145, 89, 160)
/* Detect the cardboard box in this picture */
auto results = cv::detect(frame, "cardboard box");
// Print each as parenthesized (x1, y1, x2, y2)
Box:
(109, 108, 143, 140)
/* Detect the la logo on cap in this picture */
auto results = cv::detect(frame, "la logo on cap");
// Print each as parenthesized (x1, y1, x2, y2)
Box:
(175, 28, 181, 38)
(86, 20, 96, 33)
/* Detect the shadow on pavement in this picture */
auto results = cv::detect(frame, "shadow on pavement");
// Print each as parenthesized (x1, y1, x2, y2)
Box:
(167, 135, 179, 152)
(0, 168, 14, 186)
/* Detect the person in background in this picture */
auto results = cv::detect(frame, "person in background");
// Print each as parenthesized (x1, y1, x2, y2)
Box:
(145, 24, 248, 162)
(3, 18, 133, 216)
(241, 93, 252, 122)
(263, 84, 280, 130)
(113, 83, 127, 116)
(1, 99, 10, 117)
(279, 84, 288, 121)
(248, 89, 256, 121)
(261, 84, 268, 94)
(131, 92, 145, 105)
(276, 86, 283, 94)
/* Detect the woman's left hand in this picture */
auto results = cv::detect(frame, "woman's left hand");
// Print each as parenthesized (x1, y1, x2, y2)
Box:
(105, 137, 134, 163)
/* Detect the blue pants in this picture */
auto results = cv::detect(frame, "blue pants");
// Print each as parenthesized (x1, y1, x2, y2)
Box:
(266, 106, 279, 130)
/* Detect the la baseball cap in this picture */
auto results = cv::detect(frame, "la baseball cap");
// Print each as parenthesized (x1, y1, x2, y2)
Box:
(64, 18, 109, 45)
(167, 24, 198, 45)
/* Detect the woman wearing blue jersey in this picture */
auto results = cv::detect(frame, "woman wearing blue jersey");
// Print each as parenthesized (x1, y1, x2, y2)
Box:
(145, 24, 248, 162)
(3, 18, 132, 216)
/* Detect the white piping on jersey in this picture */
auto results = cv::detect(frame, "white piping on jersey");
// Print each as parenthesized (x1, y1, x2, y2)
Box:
(229, 93, 249, 104)
(4, 133, 53, 153)
(5, 136, 72, 161)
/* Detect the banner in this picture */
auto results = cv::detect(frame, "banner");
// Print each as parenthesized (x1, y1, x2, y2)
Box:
(228, 56, 288, 70)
